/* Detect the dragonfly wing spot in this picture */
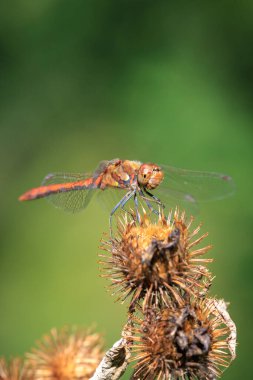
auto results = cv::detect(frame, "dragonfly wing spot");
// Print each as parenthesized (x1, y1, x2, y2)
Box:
(44, 173, 54, 180)
(221, 175, 232, 182)
(184, 194, 196, 203)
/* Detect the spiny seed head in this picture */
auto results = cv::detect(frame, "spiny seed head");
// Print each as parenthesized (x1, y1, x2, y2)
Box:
(25, 326, 104, 380)
(100, 209, 213, 310)
(128, 298, 233, 380)
(0, 358, 27, 380)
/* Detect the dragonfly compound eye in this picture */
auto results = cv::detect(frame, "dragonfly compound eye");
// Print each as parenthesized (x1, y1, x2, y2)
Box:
(138, 164, 152, 186)
(137, 164, 164, 189)
(146, 165, 164, 190)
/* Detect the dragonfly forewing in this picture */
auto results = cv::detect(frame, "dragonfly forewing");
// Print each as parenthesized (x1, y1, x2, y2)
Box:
(159, 165, 235, 202)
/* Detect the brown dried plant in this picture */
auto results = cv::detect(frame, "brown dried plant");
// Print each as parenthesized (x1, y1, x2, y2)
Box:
(100, 209, 213, 311)
(0, 206, 236, 380)
(0, 358, 28, 380)
(127, 298, 232, 380)
(24, 326, 104, 380)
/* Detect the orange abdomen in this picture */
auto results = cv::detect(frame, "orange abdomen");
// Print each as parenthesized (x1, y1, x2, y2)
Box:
(19, 177, 95, 201)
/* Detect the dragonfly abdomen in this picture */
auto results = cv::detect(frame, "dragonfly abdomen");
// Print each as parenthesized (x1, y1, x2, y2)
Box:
(19, 177, 97, 201)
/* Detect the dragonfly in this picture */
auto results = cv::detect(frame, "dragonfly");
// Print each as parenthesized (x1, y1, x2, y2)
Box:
(19, 158, 234, 229)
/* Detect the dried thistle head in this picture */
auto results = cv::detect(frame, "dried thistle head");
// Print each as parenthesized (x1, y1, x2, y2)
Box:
(0, 358, 28, 380)
(25, 326, 104, 380)
(100, 209, 213, 310)
(128, 298, 234, 380)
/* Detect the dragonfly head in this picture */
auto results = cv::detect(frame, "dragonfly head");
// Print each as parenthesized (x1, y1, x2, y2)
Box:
(138, 163, 164, 190)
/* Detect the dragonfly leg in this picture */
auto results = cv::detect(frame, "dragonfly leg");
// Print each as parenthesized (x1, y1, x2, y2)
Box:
(143, 188, 165, 209)
(109, 190, 134, 235)
(134, 192, 141, 224)
(139, 189, 159, 215)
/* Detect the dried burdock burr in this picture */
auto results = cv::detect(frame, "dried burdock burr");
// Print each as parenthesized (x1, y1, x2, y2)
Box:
(25, 326, 104, 380)
(100, 209, 213, 310)
(128, 298, 235, 380)
(0, 358, 27, 380)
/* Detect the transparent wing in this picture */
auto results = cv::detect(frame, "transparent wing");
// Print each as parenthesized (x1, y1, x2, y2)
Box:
(96, 187, 139, 218)
(42, 172, 91, 186)
(95, 187, 126, 213)
(157, 165, 235, 204)
(96, 187, 152, 231)
(41, 172, 95, 213)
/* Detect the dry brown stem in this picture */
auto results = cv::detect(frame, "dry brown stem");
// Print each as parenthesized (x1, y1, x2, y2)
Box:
(90, 338, 130, 380)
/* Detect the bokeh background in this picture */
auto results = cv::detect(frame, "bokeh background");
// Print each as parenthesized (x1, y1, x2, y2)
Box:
(0, 1, 252, 378)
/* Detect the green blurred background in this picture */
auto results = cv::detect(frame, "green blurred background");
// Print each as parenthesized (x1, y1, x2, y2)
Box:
(0, 1, 252, 378)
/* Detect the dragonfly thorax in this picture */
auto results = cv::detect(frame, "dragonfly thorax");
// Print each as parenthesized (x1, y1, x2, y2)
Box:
(137, 163, 164, 190)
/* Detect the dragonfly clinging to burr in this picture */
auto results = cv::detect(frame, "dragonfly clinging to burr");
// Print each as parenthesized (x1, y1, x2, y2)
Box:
(19, 158, 235, 229)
